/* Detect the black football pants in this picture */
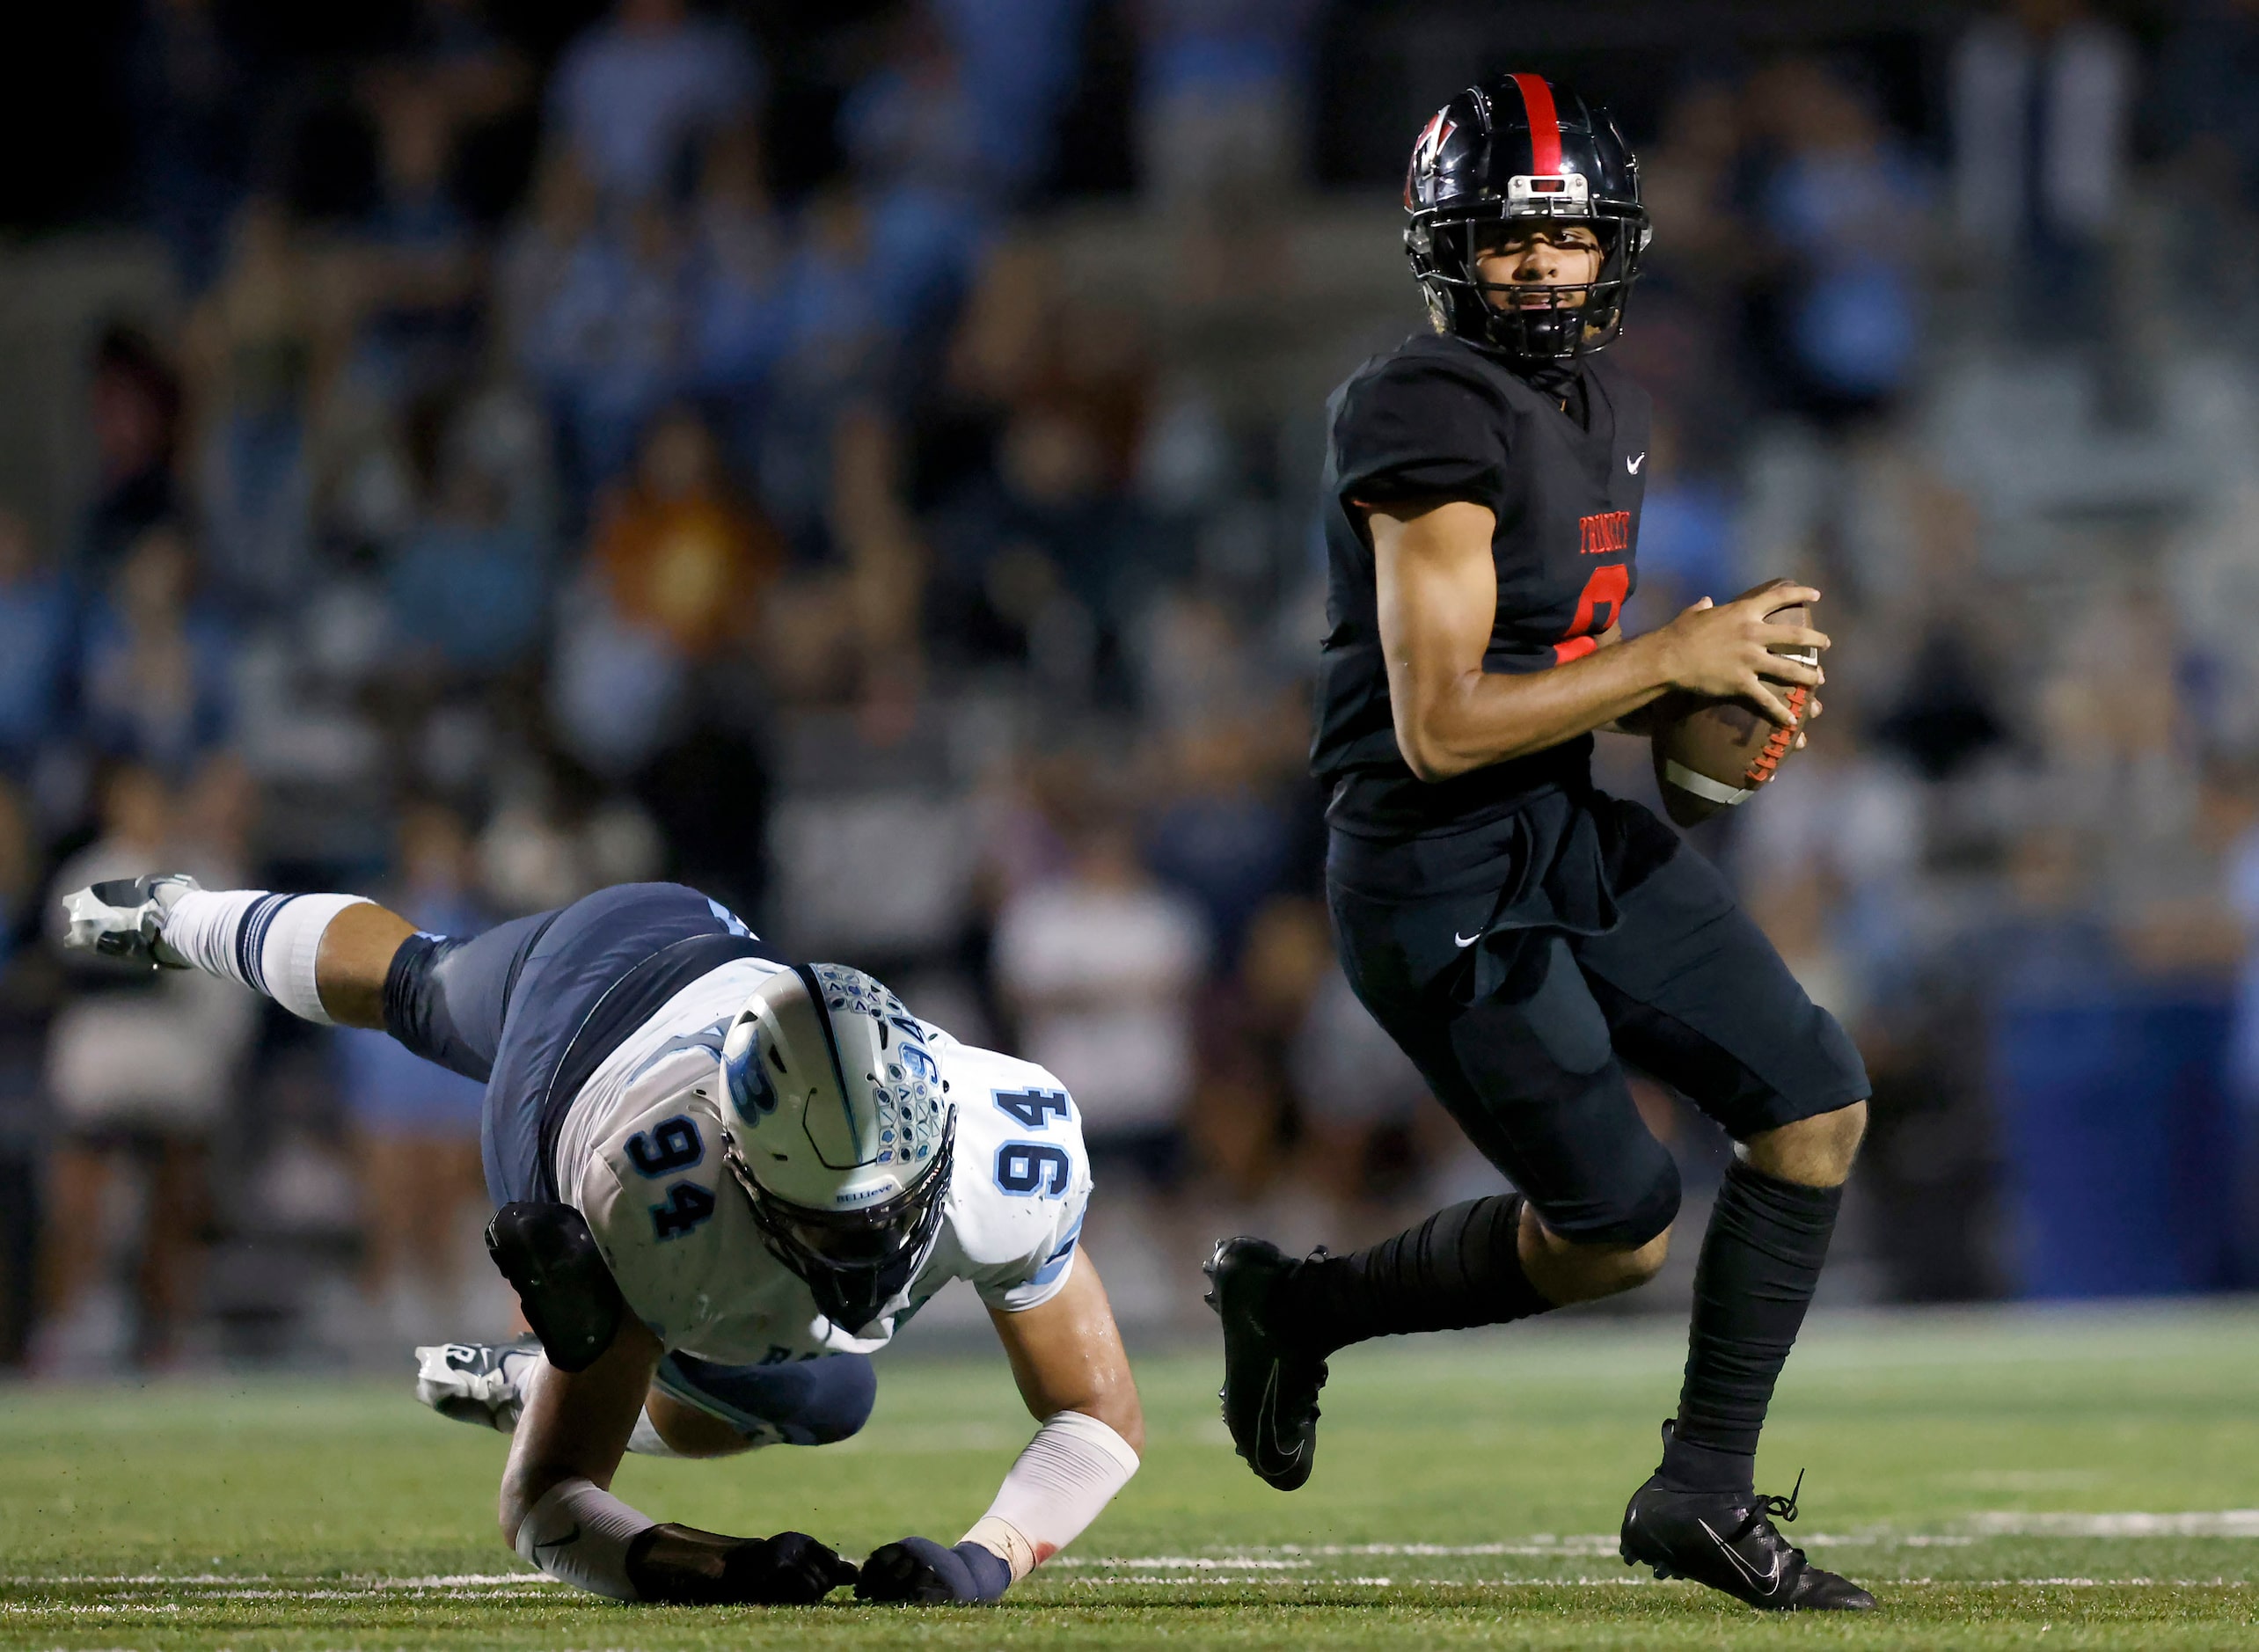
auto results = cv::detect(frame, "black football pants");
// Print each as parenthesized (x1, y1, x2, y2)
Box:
(1327, 800, 1869, 1248)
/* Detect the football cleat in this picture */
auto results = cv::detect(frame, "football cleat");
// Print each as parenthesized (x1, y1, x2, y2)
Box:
(414, 1338, 541, 1434)
(60, 874, 201, 969)
(1619, 1429, 1875, 1611)
(1203, 1236, 1330, 1492)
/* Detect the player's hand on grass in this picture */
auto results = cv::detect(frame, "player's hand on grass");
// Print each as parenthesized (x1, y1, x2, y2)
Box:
(1654, 580, 1828, 729)
(624, 1524, 858, 1604)
(854, 1536, 1013, 1604)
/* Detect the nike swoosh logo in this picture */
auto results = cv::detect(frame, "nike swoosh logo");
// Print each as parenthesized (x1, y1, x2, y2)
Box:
(1255, 1362, 1304, 1472)
(1454, 931, 1481, 948)
(532, 1524, 582, 1561)
(1627, 452, 1646, 473)
(1700, 1517, 1786, 1597)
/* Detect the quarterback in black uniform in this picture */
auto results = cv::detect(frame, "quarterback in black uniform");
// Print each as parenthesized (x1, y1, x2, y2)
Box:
(1206, 77, 1875, 1612)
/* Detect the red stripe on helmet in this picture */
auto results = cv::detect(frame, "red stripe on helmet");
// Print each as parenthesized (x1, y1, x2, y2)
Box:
(1511, 73, 1563, 174)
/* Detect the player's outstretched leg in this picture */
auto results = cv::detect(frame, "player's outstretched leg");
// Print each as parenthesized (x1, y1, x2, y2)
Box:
(415, 1341, 880, 1462)
(1207, 1195, 1554, 1491)
(1616, 1107, 1875, 1612)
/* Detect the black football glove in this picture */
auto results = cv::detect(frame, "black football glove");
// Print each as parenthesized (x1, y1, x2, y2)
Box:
(625, 1523, 858, 1605)
(854, 1536, 1013, 1604)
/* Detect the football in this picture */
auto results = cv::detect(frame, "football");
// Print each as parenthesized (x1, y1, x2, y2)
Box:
(1649, 587, 1818, 828)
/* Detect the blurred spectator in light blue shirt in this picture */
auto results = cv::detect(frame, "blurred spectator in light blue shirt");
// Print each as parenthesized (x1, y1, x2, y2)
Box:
(0, 778, 43, 1370)
(2229, 793, 2259, 1105)
(930, 0, 1089, 201)
(1145, 716, 1297, 969)
(1135, 0, 1320, 215)
(757, 191, 903, 547)
(523, 196, 686, 498)
(339, 800, 493, 1330)
(547, 0, 764, 203)
(1625, 415, 1739, 625)
(349, 77, 484, 406)
(1751, 59, 1930, 419)
(683, 124, 788, 474)
(78, 525, 234, 778)
(1954, 0, 2133, 340)
(388, 460, 547, 678)
(839, 11, 998, 333)
(0, 510, 77, 776)
(187, 200, 319, 612)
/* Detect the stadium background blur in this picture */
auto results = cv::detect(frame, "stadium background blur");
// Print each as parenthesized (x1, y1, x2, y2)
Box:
(0, 0, 2254, 1375)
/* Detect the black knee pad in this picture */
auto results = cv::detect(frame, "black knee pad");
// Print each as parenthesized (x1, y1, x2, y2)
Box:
(485, 1201, 626, 1372)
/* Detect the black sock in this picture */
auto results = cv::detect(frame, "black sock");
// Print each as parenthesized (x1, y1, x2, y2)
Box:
(1276, 1195, 1555, 1356)
(1661, 1159, 1844, 1494)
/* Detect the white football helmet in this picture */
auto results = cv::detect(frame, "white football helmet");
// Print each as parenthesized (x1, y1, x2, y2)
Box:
(717, 964, 954, 1331)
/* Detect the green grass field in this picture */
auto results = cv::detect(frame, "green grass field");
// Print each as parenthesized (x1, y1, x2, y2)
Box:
(5, 1305, 2259, 1649)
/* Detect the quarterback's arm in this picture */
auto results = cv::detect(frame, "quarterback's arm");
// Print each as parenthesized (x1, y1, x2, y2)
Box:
(500, 1314, 855, 1604)
(1370, 501, 1825, 781)
(857, 1253, 1142, 1604)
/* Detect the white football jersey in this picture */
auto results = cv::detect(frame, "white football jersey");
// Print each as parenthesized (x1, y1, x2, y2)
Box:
(557, 960, 1090, 1364)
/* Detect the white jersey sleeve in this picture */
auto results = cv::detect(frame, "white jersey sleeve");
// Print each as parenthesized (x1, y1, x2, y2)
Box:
(937, 1041, 1093, 1314)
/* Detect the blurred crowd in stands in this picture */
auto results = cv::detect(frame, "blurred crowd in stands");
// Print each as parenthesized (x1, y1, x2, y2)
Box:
(3, 0, 2258, 1371)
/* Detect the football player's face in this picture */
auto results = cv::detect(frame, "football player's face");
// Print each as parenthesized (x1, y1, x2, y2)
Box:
(1473, 223, 1605, 311)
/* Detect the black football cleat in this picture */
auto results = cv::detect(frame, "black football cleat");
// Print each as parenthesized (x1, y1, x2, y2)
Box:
(1203, 1236, 1329, 1492)
(1619, 1435, 1875, 1612)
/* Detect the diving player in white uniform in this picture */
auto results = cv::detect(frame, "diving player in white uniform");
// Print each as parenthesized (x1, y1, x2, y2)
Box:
(62, 876, 1141, 1607)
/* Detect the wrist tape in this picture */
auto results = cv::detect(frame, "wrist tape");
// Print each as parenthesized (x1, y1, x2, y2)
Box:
(960, 1409, 1139, 1581)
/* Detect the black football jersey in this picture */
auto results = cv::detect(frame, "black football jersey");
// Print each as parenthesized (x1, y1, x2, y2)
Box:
(1310, 332, 1651, 838)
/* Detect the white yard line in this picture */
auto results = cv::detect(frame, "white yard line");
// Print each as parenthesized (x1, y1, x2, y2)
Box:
(1969, 1511, 2259, 1538)
(11, 1524, 2259, 1605)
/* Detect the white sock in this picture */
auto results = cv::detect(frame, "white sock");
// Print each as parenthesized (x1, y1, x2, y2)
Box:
(164, 889, 373, 1025)
(626, 1408, 687, 1458)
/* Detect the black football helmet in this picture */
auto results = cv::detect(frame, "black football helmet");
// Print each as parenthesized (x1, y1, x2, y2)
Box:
(1404, 76, 1650, 362)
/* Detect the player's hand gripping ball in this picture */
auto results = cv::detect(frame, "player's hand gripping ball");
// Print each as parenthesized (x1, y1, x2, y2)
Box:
(1649, 581, 1822, 828)
(855, 1536, 1013, 1604)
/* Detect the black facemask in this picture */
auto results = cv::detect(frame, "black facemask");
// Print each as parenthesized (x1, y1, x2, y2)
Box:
(723, 1112, 957, 1334)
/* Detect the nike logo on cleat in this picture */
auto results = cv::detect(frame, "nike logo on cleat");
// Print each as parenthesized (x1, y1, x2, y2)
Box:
(1255, 1363, 1305, 1473)
(1700, 1518, 1787, 1597)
